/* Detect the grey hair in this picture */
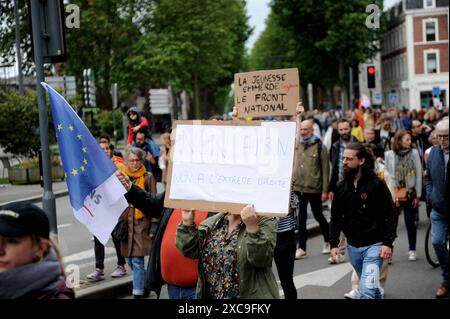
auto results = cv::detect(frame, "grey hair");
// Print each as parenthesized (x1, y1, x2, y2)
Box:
(428, 130, 437, 143)
(435, 118, 449, 132)
(128, 147, 146, 163)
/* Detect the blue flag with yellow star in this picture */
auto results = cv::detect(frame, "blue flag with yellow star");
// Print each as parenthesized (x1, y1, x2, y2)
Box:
(42, 82, 128, 245)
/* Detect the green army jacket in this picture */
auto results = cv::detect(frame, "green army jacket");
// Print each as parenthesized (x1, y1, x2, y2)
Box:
(175, 213, 280, 299)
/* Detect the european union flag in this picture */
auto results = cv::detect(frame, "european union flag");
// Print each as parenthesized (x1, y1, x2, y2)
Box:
(42, 82, 128, 244)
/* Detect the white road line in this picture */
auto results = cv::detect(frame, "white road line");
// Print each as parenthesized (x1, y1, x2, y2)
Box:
(63, 247, 116, 263)
(57, 223, 72, 229)
(279, 262, 353, 297)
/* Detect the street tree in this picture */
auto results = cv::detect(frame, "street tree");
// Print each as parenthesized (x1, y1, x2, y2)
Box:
(124, 0, 251, 118)
(270, 0, 383, 108)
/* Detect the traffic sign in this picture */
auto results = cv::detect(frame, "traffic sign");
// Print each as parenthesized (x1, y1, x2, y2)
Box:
(373, 92, 382, 105)
(45, 76, 76, 97)
(432, 86, 441, 96)
(149, 89, 171, 115)
(388, 93, 398, 105)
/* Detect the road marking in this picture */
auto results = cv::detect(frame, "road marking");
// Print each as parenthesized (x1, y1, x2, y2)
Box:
(57, 223, 72, 229)
(75, 256, 118, 269)
(279, 262, 353, 297)
(63, 247, 116, 263)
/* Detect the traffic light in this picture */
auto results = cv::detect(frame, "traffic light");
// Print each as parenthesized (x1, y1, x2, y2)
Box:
(28, 0, 67, 63)
(367, 66, 376, 89)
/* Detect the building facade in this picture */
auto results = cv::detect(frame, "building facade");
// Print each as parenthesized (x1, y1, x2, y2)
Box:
(381, 0, 449, 109)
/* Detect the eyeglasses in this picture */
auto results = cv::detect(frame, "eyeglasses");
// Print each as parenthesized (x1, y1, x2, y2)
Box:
(437, 134, 449, 139)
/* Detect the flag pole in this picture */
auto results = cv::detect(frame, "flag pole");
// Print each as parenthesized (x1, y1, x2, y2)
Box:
(30, 1, 57, 237)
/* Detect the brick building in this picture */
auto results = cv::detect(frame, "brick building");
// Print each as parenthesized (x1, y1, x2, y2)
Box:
(381, 0, 448, 109)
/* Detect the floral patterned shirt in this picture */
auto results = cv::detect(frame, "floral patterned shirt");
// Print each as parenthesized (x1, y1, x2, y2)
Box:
(201, 215, 242, 299)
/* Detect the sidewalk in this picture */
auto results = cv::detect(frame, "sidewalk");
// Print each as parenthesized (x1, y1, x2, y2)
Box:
(0, 180, 325, 299)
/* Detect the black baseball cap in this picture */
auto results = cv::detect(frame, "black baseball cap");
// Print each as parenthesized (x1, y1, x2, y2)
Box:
(0, 201, 50, 239)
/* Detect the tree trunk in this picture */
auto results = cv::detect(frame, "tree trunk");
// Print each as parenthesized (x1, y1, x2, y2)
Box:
(338, 56, 349, 110)
(193, 73, 200, 119)
(329, 85, 336, 108)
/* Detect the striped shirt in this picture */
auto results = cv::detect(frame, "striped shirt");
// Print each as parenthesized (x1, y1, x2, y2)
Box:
(276, 213, 296, 233)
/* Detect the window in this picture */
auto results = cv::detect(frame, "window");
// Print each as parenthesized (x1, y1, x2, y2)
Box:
(424, 0, 435, 8)
(426, 51, 438, 74)
(425, 21, 436, 42)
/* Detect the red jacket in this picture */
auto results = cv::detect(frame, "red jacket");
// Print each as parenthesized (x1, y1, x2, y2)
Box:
(128, 117, 149, 145)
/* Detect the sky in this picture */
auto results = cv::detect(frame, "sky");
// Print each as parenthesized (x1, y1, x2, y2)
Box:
(245, 0, 271, 51)
(245, 0, 400, 51)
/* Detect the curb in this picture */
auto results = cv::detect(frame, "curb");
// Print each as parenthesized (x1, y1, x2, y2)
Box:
(76, 276, 132, 299)
(0, 189, 69, 206)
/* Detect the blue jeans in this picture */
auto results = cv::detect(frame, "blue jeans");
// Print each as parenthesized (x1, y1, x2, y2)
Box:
(125, 257, 145, 296)
(347, 242, 384, 299)
(167, 284, 196, 299)
(431, 210, 449, 283)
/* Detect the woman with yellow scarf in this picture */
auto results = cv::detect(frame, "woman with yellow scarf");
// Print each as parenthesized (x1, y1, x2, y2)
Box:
(120, 147, 158, 299)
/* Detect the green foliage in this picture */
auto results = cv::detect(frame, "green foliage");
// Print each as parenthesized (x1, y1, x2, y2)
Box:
(15, 155, 61, 169)
(64, 0, 148, 109)
(0, 0, 33, 75)
(124, 0, 251, 118)
(0, 89, 56, 157)
(1, 0, 250, 118)
(249, 12, 299, 71)
(260, 0, 384, 89)
(95, 109, 124, 141)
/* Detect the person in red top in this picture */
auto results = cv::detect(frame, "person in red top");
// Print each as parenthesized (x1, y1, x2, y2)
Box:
(127, 107, 150, 145)
(142, 207, 210, 298)
(159, 209, 209, 298)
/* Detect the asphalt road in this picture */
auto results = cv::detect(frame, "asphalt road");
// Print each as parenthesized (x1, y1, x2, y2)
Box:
(40, 192, 442, 299)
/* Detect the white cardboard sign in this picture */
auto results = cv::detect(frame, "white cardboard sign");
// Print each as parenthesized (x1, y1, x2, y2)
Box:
(165, 120, 296, 216)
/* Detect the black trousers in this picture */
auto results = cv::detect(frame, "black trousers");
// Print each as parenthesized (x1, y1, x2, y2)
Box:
(295, 192, 330, 251)
(94, 236, 125, 269)
(274, 229, 297, 299)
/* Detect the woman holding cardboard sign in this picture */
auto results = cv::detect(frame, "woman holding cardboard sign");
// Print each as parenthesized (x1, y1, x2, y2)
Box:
(175, 206, 279, 299)
(229, 102, 304, 300)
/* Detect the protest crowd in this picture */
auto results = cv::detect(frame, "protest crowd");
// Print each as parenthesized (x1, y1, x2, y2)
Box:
(1, 90, 448, 300)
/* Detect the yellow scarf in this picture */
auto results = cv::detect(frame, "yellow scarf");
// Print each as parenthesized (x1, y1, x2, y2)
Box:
(124, 165, 146, 220)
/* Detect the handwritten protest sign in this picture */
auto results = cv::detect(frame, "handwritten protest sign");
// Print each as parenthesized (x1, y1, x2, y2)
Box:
(234, 68, 299, 118)
(164, 120, 297, 216)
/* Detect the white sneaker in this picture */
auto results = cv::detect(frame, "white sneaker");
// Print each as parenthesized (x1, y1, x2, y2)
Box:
(295, 248, 307, 259)
(344, 288, 360, 299)
(322, 242, 331, 254)
(379, 287, 385, 298)
(328, 253, 345, 264)
(408, 250, 417, 261)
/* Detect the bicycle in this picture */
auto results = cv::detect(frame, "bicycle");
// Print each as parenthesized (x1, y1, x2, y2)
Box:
(425, 221, 440, 268)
